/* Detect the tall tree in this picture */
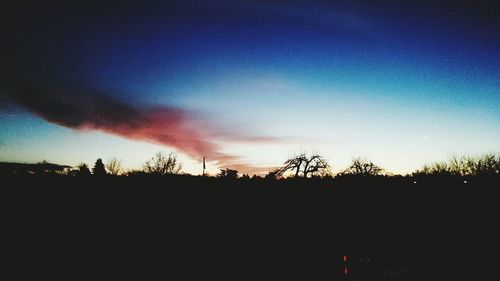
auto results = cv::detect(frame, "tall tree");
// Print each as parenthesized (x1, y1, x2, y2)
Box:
(92, 159, 107, 176)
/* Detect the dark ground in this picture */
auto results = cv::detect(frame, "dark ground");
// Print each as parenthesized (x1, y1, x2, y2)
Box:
(2, 175, 498, 280)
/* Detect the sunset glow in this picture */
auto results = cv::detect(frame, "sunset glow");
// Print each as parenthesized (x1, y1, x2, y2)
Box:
(1, 1, 499, 175)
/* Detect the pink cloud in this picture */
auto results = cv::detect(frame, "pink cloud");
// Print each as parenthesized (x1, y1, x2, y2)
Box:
(4, 73, 280, 175)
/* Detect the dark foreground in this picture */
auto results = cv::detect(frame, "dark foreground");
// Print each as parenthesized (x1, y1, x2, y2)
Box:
(3, 175, 499, 280)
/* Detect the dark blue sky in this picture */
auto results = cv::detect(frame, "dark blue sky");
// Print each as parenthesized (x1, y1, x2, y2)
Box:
(1, 0, 499, 174)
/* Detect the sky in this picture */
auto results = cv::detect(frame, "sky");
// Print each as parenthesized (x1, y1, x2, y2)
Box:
(1, 0, 499, 175)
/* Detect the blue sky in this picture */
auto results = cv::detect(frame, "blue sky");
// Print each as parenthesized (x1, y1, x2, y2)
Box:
(1, 1, 499, 174)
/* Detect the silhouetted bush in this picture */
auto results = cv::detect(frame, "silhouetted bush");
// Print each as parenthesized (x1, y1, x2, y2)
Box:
(218, 168, 238, 179)
(414, 153, 500, 176)
(105, 158, 123, 175)
(265, 170, 280, 180)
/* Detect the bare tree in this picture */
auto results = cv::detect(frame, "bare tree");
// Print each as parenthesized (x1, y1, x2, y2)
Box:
(106, 158, 123, 176)
(343, 158, 383, 176)
(278, 153, 331, 178)
(143, 151, 182, 175)
(302, 154, 330, 178)
(280, 153, 307, 177)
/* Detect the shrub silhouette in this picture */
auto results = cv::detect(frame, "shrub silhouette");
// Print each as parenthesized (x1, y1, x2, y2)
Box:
(265, 169, 280, 180)
(218, 168, 238, 179)
(414, 153, 500, 176)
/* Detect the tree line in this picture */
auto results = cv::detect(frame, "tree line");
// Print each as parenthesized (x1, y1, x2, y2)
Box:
(69, 152, 182, 177)
(4, 151, 498, 179)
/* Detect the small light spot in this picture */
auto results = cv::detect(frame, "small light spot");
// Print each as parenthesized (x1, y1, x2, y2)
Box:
(345, 268, 348, 275)
(413, 181, 417, 184)
(464, 180, 467, 184)
(344, 255, 347, 262)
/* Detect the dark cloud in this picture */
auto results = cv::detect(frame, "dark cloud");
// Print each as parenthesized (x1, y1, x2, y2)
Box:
(5, 0, 494, 175)
(0, 58, 280, 174)
(0, 1, 289, 174)
(1, 69, 214, 156)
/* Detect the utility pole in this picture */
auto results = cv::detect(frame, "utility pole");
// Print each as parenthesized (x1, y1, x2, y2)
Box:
(202, 157, 206, 176)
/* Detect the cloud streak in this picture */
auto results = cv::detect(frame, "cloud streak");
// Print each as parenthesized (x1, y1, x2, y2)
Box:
(0, 0, 295, 175)
(0, 69, 279, 174)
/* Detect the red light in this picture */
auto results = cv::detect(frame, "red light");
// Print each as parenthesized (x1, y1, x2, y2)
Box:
(344, 268, 348, 275)
(344, 255, 347, 262)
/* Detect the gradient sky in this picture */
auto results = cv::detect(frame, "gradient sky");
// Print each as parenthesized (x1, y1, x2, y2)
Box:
(1, 0, 499, 175)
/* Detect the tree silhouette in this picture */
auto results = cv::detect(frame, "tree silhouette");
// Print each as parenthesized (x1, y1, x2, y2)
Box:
(218, 168, 238, 179)
(343, 158, 383, 176)
(143, 151, 182, 175)
(92, 159, 107, 176)
(76, 163, 91, 176)
(278, 153, 330, 178)
(105, 158, 123, 175)
(280, 153, 307, 177)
